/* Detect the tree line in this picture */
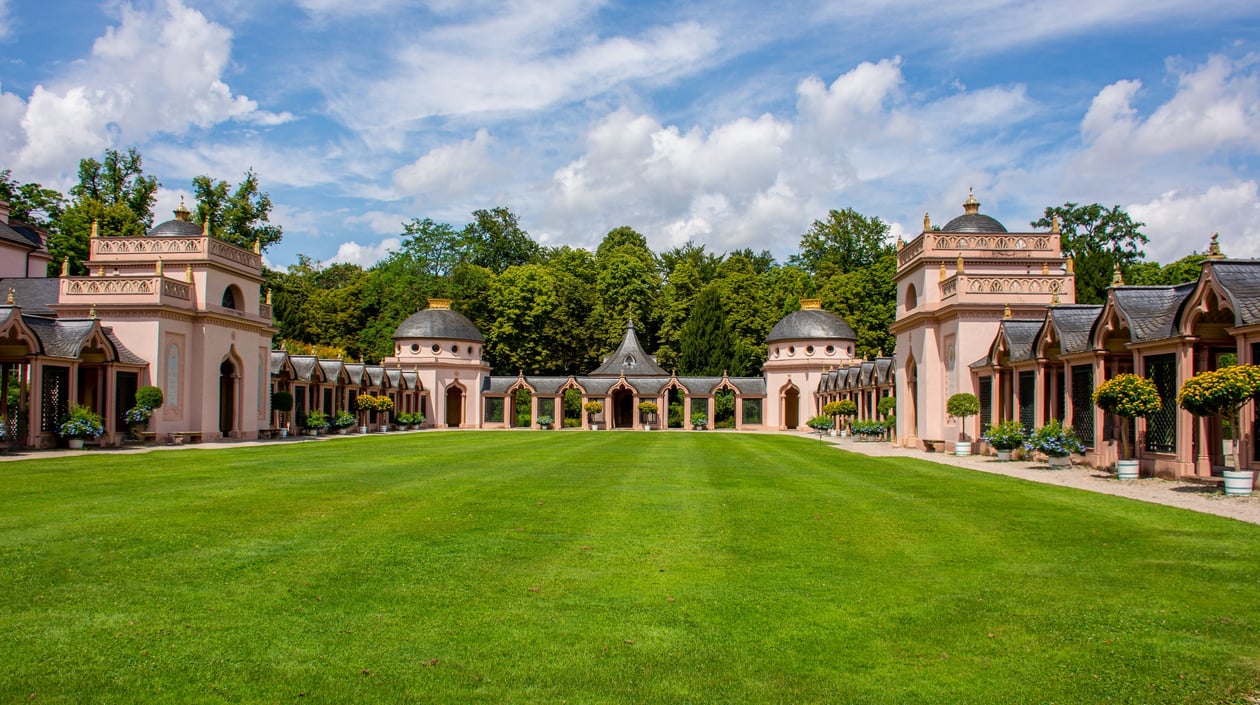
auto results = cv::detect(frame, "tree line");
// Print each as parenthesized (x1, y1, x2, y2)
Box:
(1, 148, 1221, 377)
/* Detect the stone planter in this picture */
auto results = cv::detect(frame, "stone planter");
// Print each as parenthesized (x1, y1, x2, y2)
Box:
(1046, 455, 1071, 467)
(954, 440, 972, 457)
(644, 424, 651, 431)
(996, 449, 1013, 461)
(338, 428, 349, 435)
(1116, 459, 1139, 480)
(279, 428, 289, 438)
(591, 424, 599, 431)
(1222, 469, 1254, 496)
(359, 425, 369, 434)
(67, 438, 85, 450)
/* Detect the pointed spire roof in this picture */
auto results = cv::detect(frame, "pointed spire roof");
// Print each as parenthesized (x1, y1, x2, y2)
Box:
(590, 320, 668, 377)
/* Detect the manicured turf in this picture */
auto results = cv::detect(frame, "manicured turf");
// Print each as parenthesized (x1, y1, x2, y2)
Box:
(2, 432, 1259, 704)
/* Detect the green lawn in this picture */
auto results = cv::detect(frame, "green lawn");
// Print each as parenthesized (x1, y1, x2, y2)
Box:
(2, 432, 1259, 704)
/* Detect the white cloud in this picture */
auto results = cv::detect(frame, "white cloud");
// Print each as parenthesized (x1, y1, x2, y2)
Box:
(347, 210, 413, 235)
(393, 129, 498, 199)
(330, 237, 401, 267)
(1128, 182, 1260, 261)
(147, 141, 337, 190)
(11, 0, 272, 181)
(0, 0, 11, 41)
(326, 3, 720, 146)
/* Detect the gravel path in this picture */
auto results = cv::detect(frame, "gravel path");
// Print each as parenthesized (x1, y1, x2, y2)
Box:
(823, 435, 1260, 526)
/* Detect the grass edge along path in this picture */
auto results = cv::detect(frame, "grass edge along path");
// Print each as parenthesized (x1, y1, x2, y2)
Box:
(1, 432, 1258, 704)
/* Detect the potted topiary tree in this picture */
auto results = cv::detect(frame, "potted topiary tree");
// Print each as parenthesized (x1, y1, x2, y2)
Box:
(271, 390, 293, 438)
(1093, 373, 1162, 480)
(946, 393, 981, 457)
(124, 385, 164, 441)
(584, 401, 603, 430)
(375, 396, 395, 432)
(877, 395, 897, 442)
(1178, 364, 1260, 496)
(690, 412, 708, 430)
(353, 395, 372, 433)
(821, 401, 843, 437)
(638, 401, 658, 431)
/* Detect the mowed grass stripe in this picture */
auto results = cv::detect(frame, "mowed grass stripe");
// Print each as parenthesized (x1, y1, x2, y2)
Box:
(0, 432, 1258, 704)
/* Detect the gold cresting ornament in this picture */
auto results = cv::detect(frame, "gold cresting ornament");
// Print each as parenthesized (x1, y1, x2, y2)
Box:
(90, 220, 99, 238)
(6, 288, 14, 305)
(923, 212, 931, 232)
(1065, 257, 1075, 274)
(1208, 232, 1224, 259)
(1003, 304, 1012, 319)
(956, 254, 964, 274)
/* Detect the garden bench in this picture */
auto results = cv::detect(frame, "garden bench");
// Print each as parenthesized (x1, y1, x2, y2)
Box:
(257, 428, 282, 440)
(135, 431, 157, 444)
(921, 439, 945, 453)
(170, 431, 202, 445)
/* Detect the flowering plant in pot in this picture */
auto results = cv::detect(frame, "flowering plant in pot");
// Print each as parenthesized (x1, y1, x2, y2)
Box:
(303, 410, 329, 435)
(124, 385, 163, 440)
(946, 393, 980, 456)
(1024, 420, 1084, 465)
(1178, 364, 1260, 496)
(690, 412, 708, 430)
(982, 420, 1025, 460)
(331, 410, 356, 434)
(537, 415, 554, 430)
(1094, 373, 1161, 480)
(850, 419, 886, 440)
(59, 404, 105, 448)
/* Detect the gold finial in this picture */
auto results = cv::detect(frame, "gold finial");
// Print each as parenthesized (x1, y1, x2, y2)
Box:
(896, 234, 903, 250)
(1051, 292, 1060, 305)
(6, 288, 14, 305)
(428, 298, 452, 310)
(185, 264, 193, 283)
(963, 188, 980, 214)
(923, 212, 931, 232)
(96, 266, 104, 277)
(253, 238, 261, 255)
(956, 254, 964, 274)
(89, 304, 97, 319)
(1003, 304, 1012, 319)
(203, 217, 210, 237)
(800, 298, 822, 310)
(1041, 262, 1049, 275)
(1112, 263, 1124, 286)
(156, 257, 164, 276)
(266, 288, 272, 305)
(60, 258, 69, 277)
(1207, 232, 1224, 259)
(90, 220, 99, 238)
(174, 197, 191, 222)
(1051, 214, 1060, 235)
(1065, 257, 1075, 274)
(939, 261, 947, 280)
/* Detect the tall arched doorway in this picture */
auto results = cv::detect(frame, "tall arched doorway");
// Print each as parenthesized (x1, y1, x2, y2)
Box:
(905, 356, 918, 445)
(219, 359, 236, 436)
(611, 388, 634, 428)
(445, 386, 464, 428)
(783, 385, 800, 429)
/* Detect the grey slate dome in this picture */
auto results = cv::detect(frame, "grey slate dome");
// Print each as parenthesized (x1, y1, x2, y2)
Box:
(941, 190, 1007, 233)
(767, 301, 857, 342)
(148, 201, 203, 237)
(393, 299, 483, 342)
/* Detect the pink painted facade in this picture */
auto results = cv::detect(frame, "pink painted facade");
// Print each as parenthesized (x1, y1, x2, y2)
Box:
(890, 194, 1073, 449)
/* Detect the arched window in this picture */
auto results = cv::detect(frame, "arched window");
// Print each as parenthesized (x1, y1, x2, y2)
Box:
(904, 283, 918, 311)
(221, 286, 240, 310)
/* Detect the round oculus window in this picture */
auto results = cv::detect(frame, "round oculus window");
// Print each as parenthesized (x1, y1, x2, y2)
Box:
(431, 344, 440, 353)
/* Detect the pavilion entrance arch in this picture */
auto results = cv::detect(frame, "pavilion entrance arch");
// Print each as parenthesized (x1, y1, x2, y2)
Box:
(1181, 284, 1246, 475)
(610, 382, 635, 429)
(219, 358, 238, 437)
(558, 381, 585, 429)
(506, 379, 534, 428)
(781, 383, 800, 430)
(0, 315, 39, 448)
(445, 383, 465, 428)
(904, 355, 918, 445)
(664, 382, 686, 429)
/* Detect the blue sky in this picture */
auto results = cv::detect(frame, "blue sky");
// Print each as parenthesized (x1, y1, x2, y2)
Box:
(2, 0, 1258, 269)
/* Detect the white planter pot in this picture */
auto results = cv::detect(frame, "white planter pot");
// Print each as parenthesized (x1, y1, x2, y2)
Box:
(1116, 459, 1140, 480)
(1047, 455, 1070, 467)
(996, 450, 1013, 461)
(840, 429, 848, 438)
(359, 426, 368, 434)
(338, 428, 349, 435)
(954, 441, 972, 457)
(279, 428, 288, 438)
(644, 424, 651, 431)
(591, 424, 599, 431)
(67, 438, 85, 450)
(1222, 469, 1254, 496)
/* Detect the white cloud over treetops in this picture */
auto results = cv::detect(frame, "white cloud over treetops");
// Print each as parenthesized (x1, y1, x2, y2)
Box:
(2, 0, 285, 183)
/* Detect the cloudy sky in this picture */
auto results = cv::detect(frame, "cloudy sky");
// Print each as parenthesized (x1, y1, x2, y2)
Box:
(1, 0, 1258, 268)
